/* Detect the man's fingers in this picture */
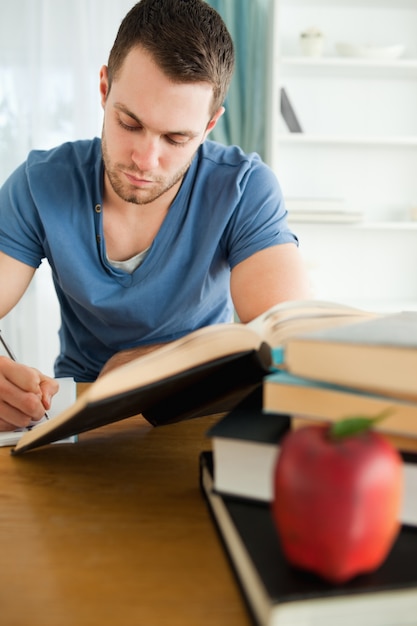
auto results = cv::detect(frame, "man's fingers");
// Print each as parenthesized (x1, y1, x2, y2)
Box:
(0, 356, 44, 396)
(0, 416, 24, 431)
(40, 378, 59, 410)
(0, 399, 36, 429)
(0, 358, 59, 429)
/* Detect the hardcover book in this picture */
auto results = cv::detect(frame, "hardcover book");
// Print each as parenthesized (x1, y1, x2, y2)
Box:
(282, 312, 417, 398)
(263, 370, 417, 439)
(200, 451, 417, 626)
(207, 386, 290, 501)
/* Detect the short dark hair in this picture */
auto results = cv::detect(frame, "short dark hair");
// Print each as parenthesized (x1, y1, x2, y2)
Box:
(107, 0, 235, 116)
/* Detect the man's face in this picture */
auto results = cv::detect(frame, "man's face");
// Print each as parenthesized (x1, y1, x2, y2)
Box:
(99, 46, 223, 207)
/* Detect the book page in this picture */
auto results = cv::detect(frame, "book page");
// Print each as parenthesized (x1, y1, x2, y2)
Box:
(247, 299, 377, 352)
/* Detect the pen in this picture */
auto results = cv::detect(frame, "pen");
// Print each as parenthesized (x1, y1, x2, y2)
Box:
(0, 329, 49, 420)
(0, 329, 18, 360)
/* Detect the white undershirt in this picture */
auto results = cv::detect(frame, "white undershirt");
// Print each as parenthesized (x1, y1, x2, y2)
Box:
(107, 247, 150, 274)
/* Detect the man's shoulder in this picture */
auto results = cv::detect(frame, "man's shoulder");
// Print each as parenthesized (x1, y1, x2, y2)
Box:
(199, 140, 262, 168)
(26, 137, 101, 171)
(20, 138, 102, 203)
(195, 140, 276, 194)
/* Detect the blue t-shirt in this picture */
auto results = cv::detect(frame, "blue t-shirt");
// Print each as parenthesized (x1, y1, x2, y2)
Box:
(0, 138, 297, 381)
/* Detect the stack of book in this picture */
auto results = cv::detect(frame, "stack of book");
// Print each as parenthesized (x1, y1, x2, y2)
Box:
(203, 312, 417, 626)
(269, 311, 417, 408)
(206, 387, 417, 526)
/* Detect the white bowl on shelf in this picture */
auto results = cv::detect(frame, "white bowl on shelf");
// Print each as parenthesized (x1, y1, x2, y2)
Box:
(335, 42, 405, 60)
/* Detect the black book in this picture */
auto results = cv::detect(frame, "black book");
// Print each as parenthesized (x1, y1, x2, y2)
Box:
(280, 87, 303, 133)
(200, 451, 417, 626)
(207, 387, 290, 501)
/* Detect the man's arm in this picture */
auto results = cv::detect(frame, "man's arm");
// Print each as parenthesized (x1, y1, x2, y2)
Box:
(230, 243, 312, 323)
(0, 251, 59, 430)
(0, 251, 36, 318)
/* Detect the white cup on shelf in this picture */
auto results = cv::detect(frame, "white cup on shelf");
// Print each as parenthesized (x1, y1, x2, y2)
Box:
(299, 27, 324, 57)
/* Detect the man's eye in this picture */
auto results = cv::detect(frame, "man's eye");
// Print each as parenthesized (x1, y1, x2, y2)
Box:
(166, 135, 189, 146)
(118, 118, 139, 131)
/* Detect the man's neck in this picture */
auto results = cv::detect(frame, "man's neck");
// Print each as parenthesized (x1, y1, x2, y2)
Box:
(101, 173, 181, 261)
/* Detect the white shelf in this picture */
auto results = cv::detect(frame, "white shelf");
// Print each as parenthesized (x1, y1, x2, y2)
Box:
(277, 134, 417, 148)
(288, 220, 417, 230)
(342, 299, 417, 313)
(281, 56, 417, 79)
(281, 0, 417, 8)
(353, 221, 417, 230)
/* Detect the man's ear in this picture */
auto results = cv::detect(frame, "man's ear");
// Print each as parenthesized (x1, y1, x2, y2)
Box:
(99, 65, 109, 108)
(204, 106, 225, 139)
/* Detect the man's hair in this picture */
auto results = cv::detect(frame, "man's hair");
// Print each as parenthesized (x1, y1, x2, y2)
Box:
(107, 0, 234, 116)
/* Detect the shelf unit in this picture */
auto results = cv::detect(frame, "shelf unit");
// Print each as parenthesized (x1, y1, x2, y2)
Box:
(266, 0, 417, 311)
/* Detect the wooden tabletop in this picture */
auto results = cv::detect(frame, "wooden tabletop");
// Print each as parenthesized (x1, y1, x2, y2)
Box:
(0, 413, 251, 626)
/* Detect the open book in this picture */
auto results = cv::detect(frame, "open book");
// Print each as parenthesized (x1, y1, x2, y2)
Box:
(12, 300, 376, 455)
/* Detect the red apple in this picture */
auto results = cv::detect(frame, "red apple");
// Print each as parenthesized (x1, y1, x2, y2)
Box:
(272, 422, 403, 584)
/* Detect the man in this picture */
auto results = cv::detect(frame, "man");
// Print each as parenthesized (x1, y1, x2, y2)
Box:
(0, 0, 310, 431)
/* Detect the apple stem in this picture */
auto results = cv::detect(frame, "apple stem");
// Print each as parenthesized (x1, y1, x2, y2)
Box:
(329, 409, 393, 440)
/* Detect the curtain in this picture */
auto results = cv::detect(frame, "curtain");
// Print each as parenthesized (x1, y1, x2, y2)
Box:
(0, 0, 134, 373)
(206, 0, 271, 159)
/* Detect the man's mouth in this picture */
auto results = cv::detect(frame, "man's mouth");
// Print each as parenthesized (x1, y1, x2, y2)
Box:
(124, 171, 154, 186)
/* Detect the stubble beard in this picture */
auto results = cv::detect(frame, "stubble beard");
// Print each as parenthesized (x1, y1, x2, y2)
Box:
(102, 133, 193, 206)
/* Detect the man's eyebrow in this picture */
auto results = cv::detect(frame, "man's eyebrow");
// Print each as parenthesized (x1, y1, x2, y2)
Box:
(114, 102, 199, 138)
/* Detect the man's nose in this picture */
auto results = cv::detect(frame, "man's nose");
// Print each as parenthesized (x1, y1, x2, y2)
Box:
(131, 136, 159, 170)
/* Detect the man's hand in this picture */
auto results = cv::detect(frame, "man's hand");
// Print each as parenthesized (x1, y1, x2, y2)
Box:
(0, 357, 59, 431)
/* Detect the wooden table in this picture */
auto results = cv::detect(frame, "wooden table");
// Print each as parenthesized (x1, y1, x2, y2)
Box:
(0, 414, 251, 626)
